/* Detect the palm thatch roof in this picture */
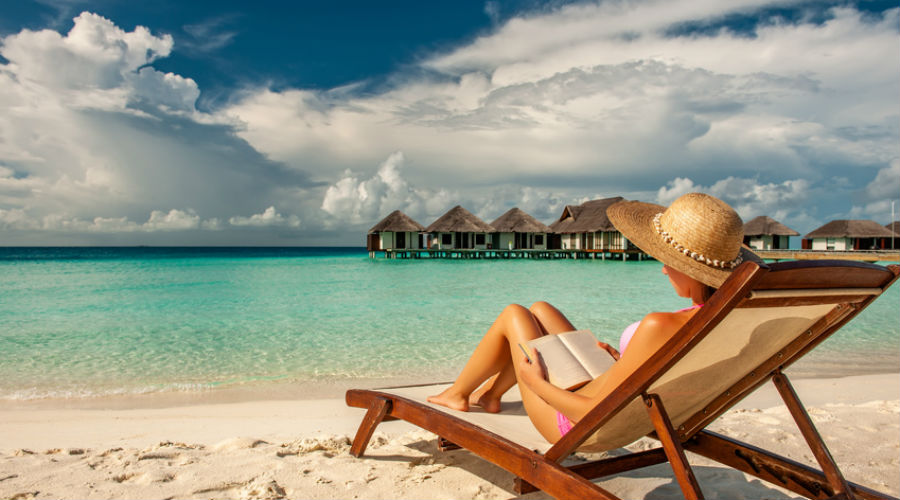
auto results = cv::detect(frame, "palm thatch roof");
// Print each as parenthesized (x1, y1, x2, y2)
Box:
(804, 220, 896, 238)
(743, 216, 799, 236)
(490, 208, 551, 233)
(886, 221, 900, 234)
(548, 197, 624, 234)
(369, 210, 425, 233)
(425, 205, 495, 233)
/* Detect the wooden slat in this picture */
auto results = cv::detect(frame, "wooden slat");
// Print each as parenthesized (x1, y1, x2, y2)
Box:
(772, 371, 853, 497)
(685, 431, 898, 500)
(349, 396, 391, 457)
(749, 287, 882, 298)
(754, 260, 896, 290)
(643, 394, 704, 500)
(515, 448, 669, 494)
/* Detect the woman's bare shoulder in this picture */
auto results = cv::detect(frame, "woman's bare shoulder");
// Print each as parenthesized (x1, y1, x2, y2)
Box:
(637, 310, 682, 330)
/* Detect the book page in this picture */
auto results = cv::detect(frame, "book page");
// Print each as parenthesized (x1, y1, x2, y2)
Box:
(526, 335, 592, 390)
(557, 330, 616, 379)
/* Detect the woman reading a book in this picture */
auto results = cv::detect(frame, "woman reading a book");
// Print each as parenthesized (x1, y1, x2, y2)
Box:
(427, 193, 759, 443)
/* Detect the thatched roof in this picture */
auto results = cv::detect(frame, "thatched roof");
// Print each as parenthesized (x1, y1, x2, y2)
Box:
(549, 197, 624, 234)
(425, 205, 495, 233)
(804, 220, 896, 238)
(490, 208, 551, 233)
(886, 221, 900, 234)
(368, 210, 425, 233)
(743, 216, 799, 236)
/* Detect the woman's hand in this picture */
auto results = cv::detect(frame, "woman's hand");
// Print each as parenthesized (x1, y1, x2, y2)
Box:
(518, 347, 548, 388)
(597, 341, 621, 360)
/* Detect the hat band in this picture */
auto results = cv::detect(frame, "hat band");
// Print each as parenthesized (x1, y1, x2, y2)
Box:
(653, 213, 743, 270)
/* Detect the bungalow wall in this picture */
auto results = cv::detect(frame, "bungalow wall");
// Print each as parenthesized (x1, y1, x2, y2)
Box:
(597, 231, 627, 250)
(809, 237, 851, 251)
(746, 235, 790, 250)
(496, 232, 549, 250)
(560, 232, 626, 250)
(430, 232, 490, 250)
(561, 234, 580, 250)
(377, 231, 421, 250)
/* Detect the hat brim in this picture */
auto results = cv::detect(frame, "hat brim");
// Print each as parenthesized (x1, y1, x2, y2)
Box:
(607, 200, 760, 288)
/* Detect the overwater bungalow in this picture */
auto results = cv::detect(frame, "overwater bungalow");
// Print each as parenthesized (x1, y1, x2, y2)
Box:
(548, 197, 629, 252)
(367, 210, 425, 254)
(802, 219, 896, 251)
(489, 207, 551, 250)
(424, 205, 494, 250)
(742, 216, 799, 250)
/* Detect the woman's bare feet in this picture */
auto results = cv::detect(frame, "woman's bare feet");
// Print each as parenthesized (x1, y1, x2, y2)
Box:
(470, 392, 502, 413)
(427, 388, 469, 412)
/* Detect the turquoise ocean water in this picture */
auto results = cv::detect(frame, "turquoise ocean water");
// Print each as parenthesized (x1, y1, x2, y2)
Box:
(0, 247, 897, 402)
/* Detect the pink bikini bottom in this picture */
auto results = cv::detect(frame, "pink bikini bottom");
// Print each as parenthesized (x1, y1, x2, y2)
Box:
(556, 411, 574, 436)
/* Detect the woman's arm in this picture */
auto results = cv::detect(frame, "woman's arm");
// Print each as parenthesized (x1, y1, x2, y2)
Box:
(518, 348, 601, 422)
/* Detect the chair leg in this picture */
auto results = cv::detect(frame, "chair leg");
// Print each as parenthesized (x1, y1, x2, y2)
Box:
(350, 397, 392, 457)
(772, 371, 853, 498)
(644, 393, 705, 500)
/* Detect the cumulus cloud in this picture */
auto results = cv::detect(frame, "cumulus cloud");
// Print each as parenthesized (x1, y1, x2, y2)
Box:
(320, 151, 596, 227)
(321, 152, 454, 225)
(657, 176, 818, 231)
(849, 159, 900, 220)
(0, 12, 198, 114)
(0, 11, 314, 244)
(229, 206, 301, 228)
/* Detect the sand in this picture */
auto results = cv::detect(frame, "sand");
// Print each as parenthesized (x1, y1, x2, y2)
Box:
(1, 373, 898, 499)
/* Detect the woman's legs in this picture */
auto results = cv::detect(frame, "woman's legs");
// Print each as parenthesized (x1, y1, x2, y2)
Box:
(467, 301, 578, 412)
(529, 301, 577, 335)
(428, 304, 545, 411)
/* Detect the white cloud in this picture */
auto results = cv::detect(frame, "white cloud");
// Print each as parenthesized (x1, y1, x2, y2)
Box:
(864, 160, 900, 201)
(229, 206, 301, 228)
(320, 152, 452, 225)
(657, 175, 815, 230)
(0, 12, 198, 114)
(0, 208, 218, 232)
(849, 159, 900, 220)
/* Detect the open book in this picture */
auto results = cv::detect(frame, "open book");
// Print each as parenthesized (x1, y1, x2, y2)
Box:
(521, 330, 616, 390)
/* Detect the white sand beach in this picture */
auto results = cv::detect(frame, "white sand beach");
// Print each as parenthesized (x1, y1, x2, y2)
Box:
(1, 373, 898, 499)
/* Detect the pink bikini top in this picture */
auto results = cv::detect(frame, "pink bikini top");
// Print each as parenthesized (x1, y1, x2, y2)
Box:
(618, 304, 703, 354)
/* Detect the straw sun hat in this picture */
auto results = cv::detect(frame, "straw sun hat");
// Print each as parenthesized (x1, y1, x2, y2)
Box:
(607, 193, 759, 288)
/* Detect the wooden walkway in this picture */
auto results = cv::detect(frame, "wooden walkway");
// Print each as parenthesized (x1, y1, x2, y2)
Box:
(371, 248, 900, 262)
(371, 249, 647, 260)
(753, 249, 900, 262)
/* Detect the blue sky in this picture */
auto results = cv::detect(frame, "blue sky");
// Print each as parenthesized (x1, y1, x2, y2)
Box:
(0, 0, 898, 245)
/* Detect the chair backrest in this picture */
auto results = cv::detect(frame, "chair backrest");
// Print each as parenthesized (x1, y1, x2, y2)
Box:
(549, 260, 899, 457)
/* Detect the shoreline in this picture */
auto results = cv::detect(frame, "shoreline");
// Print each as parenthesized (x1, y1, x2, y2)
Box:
(2, 353, 897, 411)
(2, 372, 897, 449)
(1, 373, 897, 499)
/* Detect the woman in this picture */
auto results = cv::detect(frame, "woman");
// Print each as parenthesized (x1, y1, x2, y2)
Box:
(427, 192, 758, 443)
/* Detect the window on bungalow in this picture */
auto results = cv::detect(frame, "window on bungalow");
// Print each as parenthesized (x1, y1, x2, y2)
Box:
(826, 238, 836, 250)
(475, 234, 485, 245)
(534, 234, 544, 246)
(442, 234, 453, 245)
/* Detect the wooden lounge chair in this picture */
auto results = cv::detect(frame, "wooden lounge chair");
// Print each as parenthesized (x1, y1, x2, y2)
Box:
(345, 260, 899, 499)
